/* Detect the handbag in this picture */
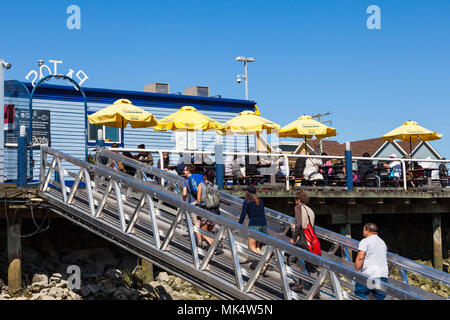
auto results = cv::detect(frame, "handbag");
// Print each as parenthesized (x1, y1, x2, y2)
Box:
(294, 206, 321, 256)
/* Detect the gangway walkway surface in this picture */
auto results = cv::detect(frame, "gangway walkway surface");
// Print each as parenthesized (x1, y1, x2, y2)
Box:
(37, 146, 450, 300)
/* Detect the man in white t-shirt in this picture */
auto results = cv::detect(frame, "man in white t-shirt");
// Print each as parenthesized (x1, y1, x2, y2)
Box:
(354, 223, 389, 300)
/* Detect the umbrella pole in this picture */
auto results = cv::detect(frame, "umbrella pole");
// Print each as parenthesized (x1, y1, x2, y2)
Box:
(246, 134, 249, 152)
(305, 135, 308, 155)
(121, 118, 125, 148)
(410, 137, 413, 169)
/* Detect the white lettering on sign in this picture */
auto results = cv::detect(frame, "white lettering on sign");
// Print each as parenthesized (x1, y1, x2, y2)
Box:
(25, 59, 89, 87)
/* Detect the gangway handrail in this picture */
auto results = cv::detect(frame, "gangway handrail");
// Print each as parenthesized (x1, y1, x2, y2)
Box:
(95, 148, 450, 291)
(39, 145, 439, 300)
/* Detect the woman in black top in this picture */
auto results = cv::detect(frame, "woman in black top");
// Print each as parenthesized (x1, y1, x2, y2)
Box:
(239, 184, 267, 255)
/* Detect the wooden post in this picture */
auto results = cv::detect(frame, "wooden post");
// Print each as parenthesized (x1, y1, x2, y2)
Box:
(432, 213, 443, 271)
(7, 212, 22, 290)
(140, 258, 154, 284)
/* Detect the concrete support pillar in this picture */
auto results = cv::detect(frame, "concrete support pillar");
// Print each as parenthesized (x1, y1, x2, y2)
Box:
(7, 212, 22, 290)
(340, 223, 353, 262)
(140, 258, 154, 284)
(432, 213, 443, 271)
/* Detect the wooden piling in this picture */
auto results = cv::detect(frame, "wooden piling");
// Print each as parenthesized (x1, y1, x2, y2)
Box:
(432, 213, 443, 271)
(140, 258, 154, 284)
(7, 213, 22, 290)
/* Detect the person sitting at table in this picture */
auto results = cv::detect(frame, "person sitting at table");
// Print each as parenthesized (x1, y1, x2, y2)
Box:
(232, 153, 245, 184)
(384, 154, 402, 187)
(303, 151, 324, 185)
(157, 152, 171, 171)
(135, 144, 154, 166)
(274, 151, 288, 179)
(293, 156, 306, 178)
(357, 152, 376, 186)
(319, 152, 333, 185)
(245, 147, 261, 184)
(194, 151, 215, 166)
(224, 153, 234, 176)
(122, 151, 137, 176)
(110, 143, 125, 173)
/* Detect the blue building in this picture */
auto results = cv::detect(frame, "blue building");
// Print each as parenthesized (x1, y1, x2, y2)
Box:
(3, 81, 257, 181)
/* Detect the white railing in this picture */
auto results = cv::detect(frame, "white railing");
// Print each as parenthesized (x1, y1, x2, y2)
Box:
(100, 147, 449, 191)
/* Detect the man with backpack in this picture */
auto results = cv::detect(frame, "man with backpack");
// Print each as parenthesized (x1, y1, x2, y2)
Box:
(182, 164, 204, 246)
(196, 169, 223, 254)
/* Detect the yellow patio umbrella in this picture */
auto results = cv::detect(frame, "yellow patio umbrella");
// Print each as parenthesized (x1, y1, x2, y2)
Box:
(87, 98, 158, 146)
(219, 110, 280, 151)
(278, 115, 337, 154)
(153, 105, 222, 150)
(382, 120, 443, 155)
(220, 110, 280, 134)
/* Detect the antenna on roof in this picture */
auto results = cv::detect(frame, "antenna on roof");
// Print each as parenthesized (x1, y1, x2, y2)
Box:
(312, 111, 332, 154)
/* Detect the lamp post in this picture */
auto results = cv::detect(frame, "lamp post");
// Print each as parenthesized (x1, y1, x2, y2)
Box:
(0, 59, 12, 183)
(236, 56, 255, 100)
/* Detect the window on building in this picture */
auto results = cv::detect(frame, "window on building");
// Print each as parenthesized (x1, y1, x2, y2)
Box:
(88, 122, 121, 144)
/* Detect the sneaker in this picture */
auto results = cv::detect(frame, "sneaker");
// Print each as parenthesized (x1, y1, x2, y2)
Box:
(291, 285, 304, 294)
(214, 247, 224, 255)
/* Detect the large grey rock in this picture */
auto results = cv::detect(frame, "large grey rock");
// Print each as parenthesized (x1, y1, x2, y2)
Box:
(112, 287, 139, 300)
(68, 291, 81, 300)
(50, 273, 62, 283)
(87, 284, 101, 295)
(80, 286, 92, 297)
(100, 280, 117, 295)
(104, 268, 122, 279)
(32, 273, 48, 285)
(156, 272, 169, 283)
(31, 281, 48, 293)
(57, 280, 68, 288)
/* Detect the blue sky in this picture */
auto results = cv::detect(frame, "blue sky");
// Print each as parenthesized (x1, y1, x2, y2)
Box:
(2, 0, 450, 156)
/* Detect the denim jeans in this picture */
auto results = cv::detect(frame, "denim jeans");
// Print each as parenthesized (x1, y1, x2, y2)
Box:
(355, 277, 388, 300)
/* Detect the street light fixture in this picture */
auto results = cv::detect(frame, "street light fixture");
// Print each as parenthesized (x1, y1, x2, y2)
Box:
(0, 59, 12, 183)
(235, 56, 255, 100)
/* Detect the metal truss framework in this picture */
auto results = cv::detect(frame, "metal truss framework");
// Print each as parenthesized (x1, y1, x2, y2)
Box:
(38, 146, 449, 300)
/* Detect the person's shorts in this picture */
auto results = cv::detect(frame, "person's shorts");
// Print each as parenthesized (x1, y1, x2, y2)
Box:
(199, 207, 220, 228)
(249, 225, 267, 234)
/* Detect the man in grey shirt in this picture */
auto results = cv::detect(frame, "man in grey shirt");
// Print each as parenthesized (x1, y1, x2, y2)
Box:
(354, 223, 389, 300)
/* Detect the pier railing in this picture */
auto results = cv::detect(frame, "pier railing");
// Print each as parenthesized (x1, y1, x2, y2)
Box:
(101, 147, 450, 191)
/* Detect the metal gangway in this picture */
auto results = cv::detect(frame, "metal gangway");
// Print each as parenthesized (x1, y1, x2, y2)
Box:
(37, 146, 450, 300)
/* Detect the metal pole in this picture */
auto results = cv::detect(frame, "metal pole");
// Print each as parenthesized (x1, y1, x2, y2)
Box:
(345, 142, 353, 191)
(17, 126, 27, 187)
(215, 143, 224, 190)
(244, 61, 248, 100)
(0, 59, 5, 183)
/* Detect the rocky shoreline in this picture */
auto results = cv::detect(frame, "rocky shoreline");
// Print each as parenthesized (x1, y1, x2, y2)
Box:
(0, 245, 218, 300)
(0, 220, 218, 300)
